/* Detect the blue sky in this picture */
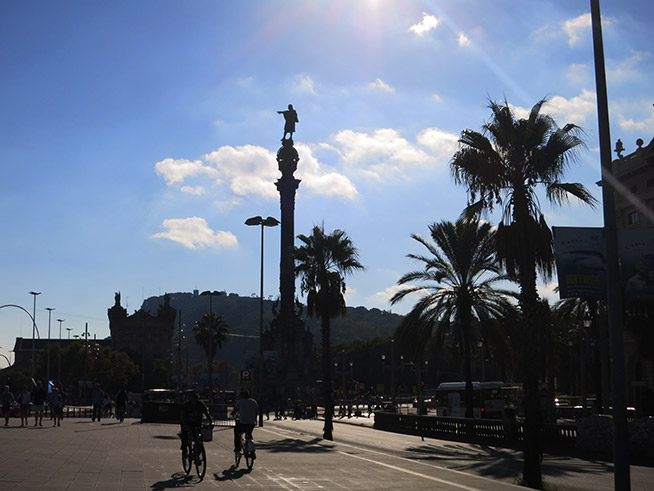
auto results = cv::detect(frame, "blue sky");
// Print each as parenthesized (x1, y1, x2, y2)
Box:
(1, 0, 652, 366)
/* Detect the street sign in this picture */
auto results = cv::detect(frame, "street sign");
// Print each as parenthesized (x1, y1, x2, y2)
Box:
(240, 370, 252, 385)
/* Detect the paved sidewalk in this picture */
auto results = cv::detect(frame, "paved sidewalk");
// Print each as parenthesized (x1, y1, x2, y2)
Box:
(0, 417, 525, 490)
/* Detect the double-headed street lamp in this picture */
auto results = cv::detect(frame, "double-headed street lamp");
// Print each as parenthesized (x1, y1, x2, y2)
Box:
(245, 215, 280, 427)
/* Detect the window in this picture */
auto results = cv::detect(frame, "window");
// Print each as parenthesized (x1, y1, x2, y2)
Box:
(627, 211, 639, 225)
(647, 178, 654, 187)
(630, 185, 638, 194)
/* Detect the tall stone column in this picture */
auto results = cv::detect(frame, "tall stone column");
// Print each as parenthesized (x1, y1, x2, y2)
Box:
(276, 139, 300, 319)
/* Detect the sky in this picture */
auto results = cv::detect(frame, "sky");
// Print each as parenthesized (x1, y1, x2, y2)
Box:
(1, 0, 652, 367)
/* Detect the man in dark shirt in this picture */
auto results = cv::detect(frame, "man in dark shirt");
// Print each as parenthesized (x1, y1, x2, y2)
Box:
(180, 392, 212, 457)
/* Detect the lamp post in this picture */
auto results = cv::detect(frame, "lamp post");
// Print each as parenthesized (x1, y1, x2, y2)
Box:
(57, 319, 65, 385)
(200, 290, 222, 406)
(29, 291, 41, 379)
(45, 307, 55, 387)
(245, 215, 280, 427)
(66, 327, 72, 339)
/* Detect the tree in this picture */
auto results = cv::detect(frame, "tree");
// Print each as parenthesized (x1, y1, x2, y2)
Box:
(390, 218, 515, 418)
(450, 98, 597, 489)
(193, 312, 229, 397)
(295, 224, 364, 440)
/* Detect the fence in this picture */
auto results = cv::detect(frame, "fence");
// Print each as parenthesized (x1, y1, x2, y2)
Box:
(373, 411, 577, 453)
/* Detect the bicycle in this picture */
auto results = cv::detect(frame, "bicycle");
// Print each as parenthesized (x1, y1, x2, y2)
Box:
(182, 423, 211, 479)
(234, 427, 255, 470)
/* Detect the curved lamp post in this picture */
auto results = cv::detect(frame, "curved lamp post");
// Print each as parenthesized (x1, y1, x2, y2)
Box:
(245, 215, 280, 427)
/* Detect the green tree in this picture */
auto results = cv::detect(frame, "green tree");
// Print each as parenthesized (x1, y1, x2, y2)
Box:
(295, 224, 364, 440)
(391, 218, 515, 418)
(193, 312, 229, 395)
(450, 98, 597, 489)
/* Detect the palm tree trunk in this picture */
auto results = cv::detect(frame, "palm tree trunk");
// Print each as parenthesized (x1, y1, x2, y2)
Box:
(322, 316, 334, 440)
(462, 323, 474, 419)
(519, 260, 543, 489)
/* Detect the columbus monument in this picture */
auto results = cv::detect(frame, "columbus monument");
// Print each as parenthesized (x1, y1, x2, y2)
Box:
(262, 106, 314, 401)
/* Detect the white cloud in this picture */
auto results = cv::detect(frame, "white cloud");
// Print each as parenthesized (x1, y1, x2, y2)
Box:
(562, 13, 591, 48)
(416, 127, 459, 159)
(203, 145, 278, 199)
(457, 32, 471, 47)
(332, 129, 435, 176)
(409, 12, 440, 36)
(608, 51, 651, 84)
(180, 186, 206, 195)
(294, 74, 317, 94)
(547, 89, 596, 124)
(619, 113, 654, 132)
(154, 158, 220, 186)
(431, 93, 442, 102)
(368, 78, 395, 93)
(151, 217, 238, 250)
(295, 143, 358, 200)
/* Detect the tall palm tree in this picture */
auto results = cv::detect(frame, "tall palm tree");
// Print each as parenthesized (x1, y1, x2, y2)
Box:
(390, 218, 515, 418)
(295, 224, 364, 440)
(450, 98, 597, 489)
(193, 312, 229, 395)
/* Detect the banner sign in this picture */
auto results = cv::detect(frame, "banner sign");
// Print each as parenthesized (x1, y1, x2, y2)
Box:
(618, 229, 654, 303)
(553, 227, 607, 299)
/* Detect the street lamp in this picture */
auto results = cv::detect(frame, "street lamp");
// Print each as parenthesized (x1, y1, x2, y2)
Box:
(66, 327, 72, 339)
(58, 319, 65, 385)
(29, 291, 41, 379)
(245, 215, 280, 427)
(46, 307, 55, 387)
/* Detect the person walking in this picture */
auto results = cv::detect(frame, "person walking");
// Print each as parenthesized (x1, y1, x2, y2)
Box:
(31, 381, 46, 426)
(17, 385, 31, 427)
(1, 385, 15, 427)
(91, 383, 105, 422)
(50, 387, 63, 427)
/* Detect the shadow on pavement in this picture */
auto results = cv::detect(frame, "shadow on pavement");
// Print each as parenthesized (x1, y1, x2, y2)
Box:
(150, 472, 195, 489)
(215, 465, 251, 481)
(256, 437, 335, 453)
(404, 442, 615, 481)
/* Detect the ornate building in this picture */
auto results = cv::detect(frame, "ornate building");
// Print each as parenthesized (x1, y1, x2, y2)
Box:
(108, 292, 176, 365)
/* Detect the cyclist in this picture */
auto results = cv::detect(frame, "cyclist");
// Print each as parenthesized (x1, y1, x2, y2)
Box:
(233, 390, 259, 458)
(180, 391, 212, 459)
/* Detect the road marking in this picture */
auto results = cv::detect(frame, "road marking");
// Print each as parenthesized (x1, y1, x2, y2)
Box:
(260, 426, 511, 490)
(339, 451, 483, 491)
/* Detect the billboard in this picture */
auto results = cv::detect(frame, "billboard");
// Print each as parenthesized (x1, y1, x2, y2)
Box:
(553, 227, 607, 299)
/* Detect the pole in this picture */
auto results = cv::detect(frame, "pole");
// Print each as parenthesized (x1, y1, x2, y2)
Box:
(29, 291, 41, 379)
(590, 1, 630, 488)
(258, 223, 265, 427)
(46, 308, 54, 388)
(57, 319, 64, 385)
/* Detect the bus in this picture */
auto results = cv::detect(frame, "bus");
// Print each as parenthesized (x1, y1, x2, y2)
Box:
(435, 381, 521, 419)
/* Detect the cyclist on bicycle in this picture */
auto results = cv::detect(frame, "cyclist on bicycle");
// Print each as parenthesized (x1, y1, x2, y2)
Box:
(233, 390, 259, 458)
(180, 391, 212, 459)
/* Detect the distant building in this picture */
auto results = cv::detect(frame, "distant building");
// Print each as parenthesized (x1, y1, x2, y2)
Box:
(108, 291, 176, 364)
(12, 337, 111, 371)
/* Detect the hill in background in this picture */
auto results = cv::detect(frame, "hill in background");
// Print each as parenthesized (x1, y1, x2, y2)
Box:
(140, 291, 403, 370)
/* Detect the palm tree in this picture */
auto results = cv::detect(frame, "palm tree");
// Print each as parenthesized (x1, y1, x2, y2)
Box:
(450, 98, 597, 489)
(295, 224, 364, 440)
(193, 312, 229, 396)
(390, 218, 515, 418)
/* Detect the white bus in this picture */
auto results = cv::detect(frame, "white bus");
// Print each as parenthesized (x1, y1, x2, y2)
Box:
(435, 381, 521, 419)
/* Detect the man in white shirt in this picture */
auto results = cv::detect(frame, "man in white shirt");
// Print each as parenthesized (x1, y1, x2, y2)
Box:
(233, 390, 259, 456)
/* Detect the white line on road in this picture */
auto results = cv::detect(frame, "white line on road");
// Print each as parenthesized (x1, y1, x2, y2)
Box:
(339, 451, 483, 491)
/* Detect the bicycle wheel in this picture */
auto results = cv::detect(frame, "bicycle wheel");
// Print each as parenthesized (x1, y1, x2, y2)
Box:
(244, 437, 254, 470)
(182, 444, 192, 474)
(195, 442, 206, 479)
